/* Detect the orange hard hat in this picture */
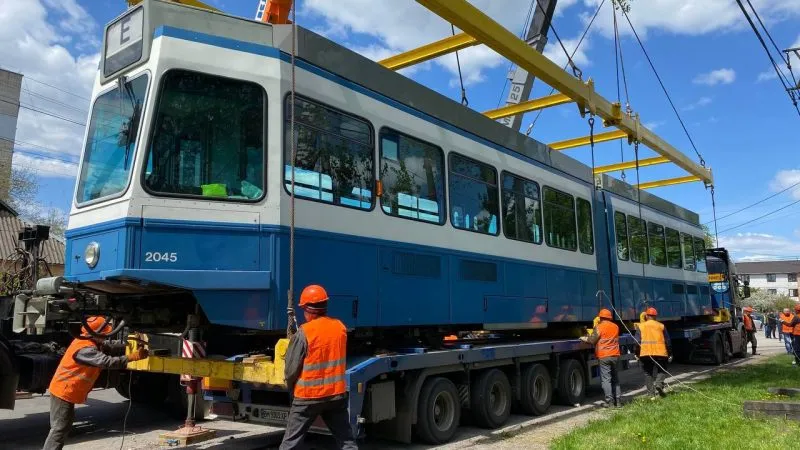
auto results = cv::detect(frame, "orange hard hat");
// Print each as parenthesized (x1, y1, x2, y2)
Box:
(743, 306, 754, 313)
(598, 308, 613, 320)
(299, 284, 329, 312)
(645, 307, 658, 317)
(81, 316, 112, 336)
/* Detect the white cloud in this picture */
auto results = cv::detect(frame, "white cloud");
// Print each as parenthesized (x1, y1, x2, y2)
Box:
(720, 232, 800, 261)
(693, 68, 736, 86)
(12, 152, 77, 179)
(587, 0, 800, 38)
(543, 35, 592, 70)
(756, 69, 779, 82)
(769, 169, 800, 199)
(682, 96, 712, 111)
(644, 120, 665, 130)
(0, 0, 99, 170)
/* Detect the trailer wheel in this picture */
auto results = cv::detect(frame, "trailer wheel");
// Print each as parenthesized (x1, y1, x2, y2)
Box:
(711, 332, 724, 365)
(555, 359, 586, 405)
(415, 377, 460, 444)
(515, 364, 552, 416)
(470, 369, 511, 429)
(722, 335, 732, 363)
(733, 328, 747, 358)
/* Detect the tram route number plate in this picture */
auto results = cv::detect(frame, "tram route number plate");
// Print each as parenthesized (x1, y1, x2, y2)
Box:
(260, 409, 288, 423)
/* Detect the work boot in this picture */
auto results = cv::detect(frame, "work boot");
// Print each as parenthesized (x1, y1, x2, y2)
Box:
(657, 388, 667, 398)
(600, 401, 611, 408)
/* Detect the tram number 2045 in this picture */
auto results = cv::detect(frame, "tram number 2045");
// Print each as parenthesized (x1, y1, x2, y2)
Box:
(144, 251, 178, 263)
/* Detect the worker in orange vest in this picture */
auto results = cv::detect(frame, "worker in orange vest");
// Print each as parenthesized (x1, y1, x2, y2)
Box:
(43, 316, 148, 450)
(281, 285, 357, 450)
(787, 304, 800, 366)
(635, 307, 671, 400)
(742, 306, 758, 355)
(581, 308, 621, 407)
(779, 308, 796, 360)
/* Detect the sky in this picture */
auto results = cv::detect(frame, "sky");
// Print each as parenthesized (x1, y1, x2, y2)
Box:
(1, 0, 800, 261)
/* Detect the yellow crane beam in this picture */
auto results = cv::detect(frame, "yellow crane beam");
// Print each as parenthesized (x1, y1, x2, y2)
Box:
(549, 130, 628, 151)
(379, 33, 478, 70)
(414, 0, 712, 186)
(637, 175, 702, 190)
(483, 93, 572, 119)
(593, 156, 670, 174)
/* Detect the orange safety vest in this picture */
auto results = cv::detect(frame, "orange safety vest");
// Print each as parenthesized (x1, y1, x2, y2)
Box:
(639, 320, 668, 357)
(594, 320, 620, 359)
(295, 316, 347, 400)
(793, 314, 800, 337)
(780, 313, 794, 334)
(743, 314, 755, 332)
(49, 339, 103, 404)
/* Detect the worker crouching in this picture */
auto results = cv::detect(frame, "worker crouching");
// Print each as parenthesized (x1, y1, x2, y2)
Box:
(636, 307, 671, 400)
(281, 285, 358, 450)
(43, 316, 148, 450)
(581, 308, 622, 408)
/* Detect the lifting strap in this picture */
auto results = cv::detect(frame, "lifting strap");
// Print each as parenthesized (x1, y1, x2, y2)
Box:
(287, 4, 298, 337)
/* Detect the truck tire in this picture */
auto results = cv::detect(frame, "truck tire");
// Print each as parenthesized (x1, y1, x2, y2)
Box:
(711, 332, 724, 366)
(733, 328, 747, 358)
(555, 359, 586, 406)
(515, 363, 552, 416)
(415, 377, 461, 444)
(470, 369, 511, 429)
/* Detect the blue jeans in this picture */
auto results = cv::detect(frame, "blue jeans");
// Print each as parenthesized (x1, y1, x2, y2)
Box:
(765, 325, 771, 339)
(784, 333, 794, 354)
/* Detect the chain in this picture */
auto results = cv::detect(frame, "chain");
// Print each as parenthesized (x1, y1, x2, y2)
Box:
(286, 5, 298, 337)
(588, 116, 597, 189)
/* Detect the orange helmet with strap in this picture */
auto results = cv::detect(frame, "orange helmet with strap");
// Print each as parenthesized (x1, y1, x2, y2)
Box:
(743, 306, 754, 313)
(645, 307, 658, 317)
(598, 308, 613, 320)
(299, 285, 329, 313)
(81, 316, 112, 337)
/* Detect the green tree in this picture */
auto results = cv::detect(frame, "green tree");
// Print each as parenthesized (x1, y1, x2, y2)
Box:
(701, 224, 716, 248)
(5, 167, 67, 238)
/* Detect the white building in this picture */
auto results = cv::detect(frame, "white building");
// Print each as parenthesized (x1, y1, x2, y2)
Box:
(736, 260, 800, 300)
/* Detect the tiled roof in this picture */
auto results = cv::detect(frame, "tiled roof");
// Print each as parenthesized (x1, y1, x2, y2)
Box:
(735, 260, 800, 275)
(0, 200, 65, 265)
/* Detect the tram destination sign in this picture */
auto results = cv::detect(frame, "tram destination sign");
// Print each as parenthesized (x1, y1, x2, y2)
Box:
(104, 7, 144, 77)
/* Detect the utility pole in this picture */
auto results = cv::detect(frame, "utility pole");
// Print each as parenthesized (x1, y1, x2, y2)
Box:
(498, 0, 557, 132)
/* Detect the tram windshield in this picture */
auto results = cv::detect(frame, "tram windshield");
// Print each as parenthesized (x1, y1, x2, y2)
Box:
(76, 75, 148, 203)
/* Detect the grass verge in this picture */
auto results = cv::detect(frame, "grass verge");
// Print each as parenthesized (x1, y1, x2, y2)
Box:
(552, 354, 800, 450)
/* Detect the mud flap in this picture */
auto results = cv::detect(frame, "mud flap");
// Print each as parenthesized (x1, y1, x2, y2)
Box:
(0, 336, 19, 409)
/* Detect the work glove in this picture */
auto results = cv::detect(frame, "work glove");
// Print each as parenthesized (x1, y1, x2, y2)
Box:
(128, 348, 149, 362)
(579, 336, 589, 343)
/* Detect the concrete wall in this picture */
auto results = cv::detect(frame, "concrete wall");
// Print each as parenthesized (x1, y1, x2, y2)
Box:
(0, 69, 22, 200)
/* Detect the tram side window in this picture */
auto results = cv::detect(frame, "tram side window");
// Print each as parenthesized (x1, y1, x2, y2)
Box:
(577, 198, 594, 255)
(614, 212, 629, 261)
(501, 172, 542, 244)
(681, 233, 696, 271)
(628, 215, 648, 264)
(284, 96, 374, 209)
(666, 227, 682, 269)
(648, 222, 667, 266)
(694, 237, 707, 272)
(380, 130, 445, 224)
(449, 154, 499, 235)
(543, 187, 577, 251)
(144, 71, 265, 200)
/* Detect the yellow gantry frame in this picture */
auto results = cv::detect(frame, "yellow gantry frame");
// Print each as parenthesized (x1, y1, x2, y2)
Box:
(382, 0, 713, 188)
(593, 156, 670, 174)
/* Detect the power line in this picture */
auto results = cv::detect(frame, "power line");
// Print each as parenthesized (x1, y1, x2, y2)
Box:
(703, 179, 800, 225)
(0, 97, 86, 127)
(618, 6, 706, 166)
(0, 65, 91, 101)
(718, 197, 800, 235)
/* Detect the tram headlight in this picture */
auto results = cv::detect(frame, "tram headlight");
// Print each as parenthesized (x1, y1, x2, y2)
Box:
(84, 242, 100, 268)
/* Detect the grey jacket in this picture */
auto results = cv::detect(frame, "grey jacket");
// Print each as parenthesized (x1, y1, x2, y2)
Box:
(73, 340, 129, 369)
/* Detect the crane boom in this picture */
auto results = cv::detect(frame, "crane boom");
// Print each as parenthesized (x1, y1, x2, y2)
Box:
(499, 0, 556, 132)
(256, 0, 294, 24)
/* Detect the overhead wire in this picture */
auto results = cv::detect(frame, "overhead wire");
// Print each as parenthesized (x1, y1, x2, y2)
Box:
(702, 179, 800, 225)
(717, 197, 800, 235)
(0, 65, 91, 101)
(0, 97, 86, 127)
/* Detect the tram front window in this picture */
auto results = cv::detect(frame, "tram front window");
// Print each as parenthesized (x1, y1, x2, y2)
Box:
(76, 75, 148, 203)
(143, 70, 265, 201)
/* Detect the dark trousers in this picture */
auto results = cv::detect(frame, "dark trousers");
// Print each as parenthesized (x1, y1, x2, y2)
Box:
(746, 330, 758, 354)
(764, 325, 771, 339)
(599, 357, 621, 405)
(280, 398, 358, 450)
(43, 395, 75, 450)
(769, 325, 777, 339)
(793, 336, 800, 364)
(640, 356, 668, 396)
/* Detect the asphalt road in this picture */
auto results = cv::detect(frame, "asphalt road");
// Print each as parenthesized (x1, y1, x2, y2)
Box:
(0, 335, 788, 450)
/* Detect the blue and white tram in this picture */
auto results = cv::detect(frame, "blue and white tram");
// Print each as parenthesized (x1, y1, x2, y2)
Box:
(64, 1, 711, 338)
